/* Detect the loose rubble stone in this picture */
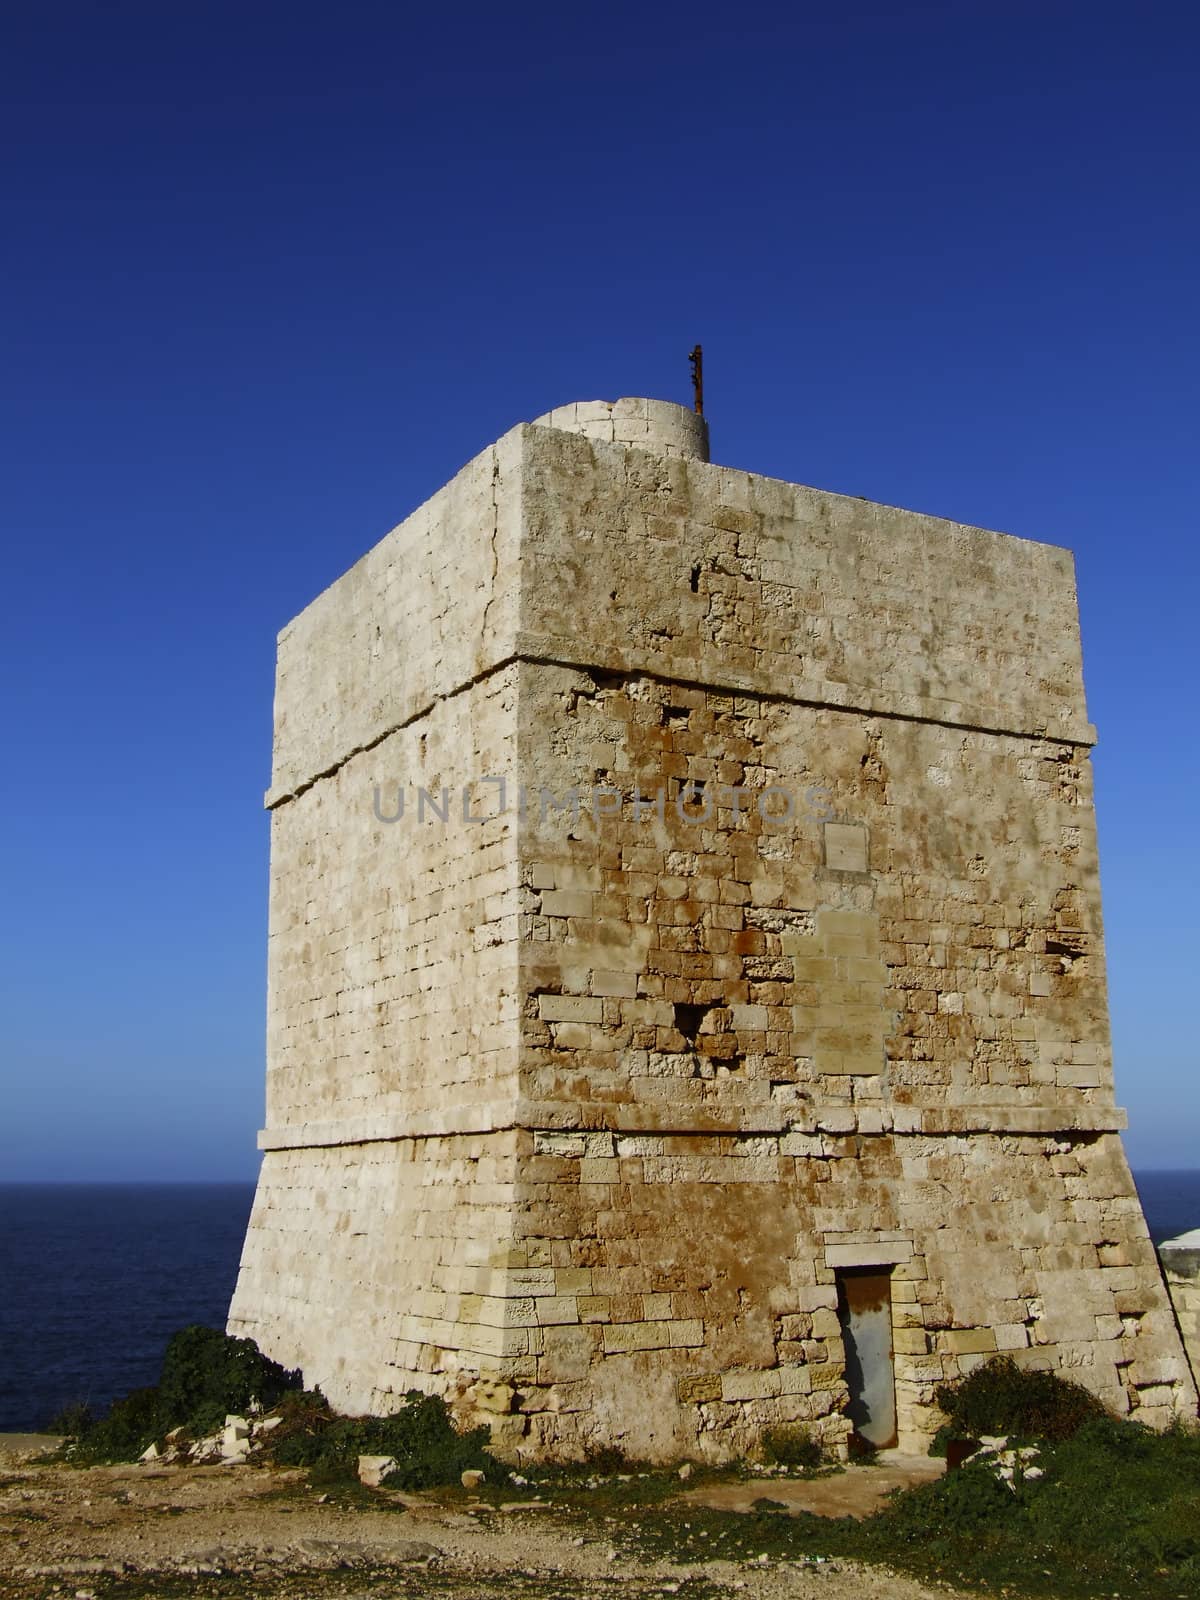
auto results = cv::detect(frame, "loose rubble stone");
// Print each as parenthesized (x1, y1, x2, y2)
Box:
(357, 1455, 398, 1488)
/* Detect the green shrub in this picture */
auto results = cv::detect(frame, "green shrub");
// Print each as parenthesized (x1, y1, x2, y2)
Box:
(760, 1425, 825, 1471)
(881, 1453, 1026, 1539)
(603, 1411, 1200, 1600)
(581, 1440, 642, 1475)
(927, 1421, 954, 1457)
(53, 1329, 494, 1491)
(62, 1386, 170, 1464)
(45, 1401, 95, 1436)
(861, 1411, 1200, 1597)
(1021, 1417, 1200, 1574)
(157, 1325, 300, 1436)
(54, 1325, 301, 1464)
(266, 1388, 501, 1489)
(933, 1355, 1108, 1444)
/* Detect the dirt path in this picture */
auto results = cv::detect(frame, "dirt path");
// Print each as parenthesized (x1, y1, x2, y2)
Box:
(0, 1441, 961, 1600)
(681, 1453, 944, 1519)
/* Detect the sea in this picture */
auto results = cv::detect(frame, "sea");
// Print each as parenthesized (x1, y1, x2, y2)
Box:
(1, 1172, 1198, 1434)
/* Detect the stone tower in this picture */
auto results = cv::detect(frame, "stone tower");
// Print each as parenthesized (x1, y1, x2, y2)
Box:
(228, 397, 1195, 1460)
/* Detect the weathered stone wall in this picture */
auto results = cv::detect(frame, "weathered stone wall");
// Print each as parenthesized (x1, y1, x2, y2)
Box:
(266, 429, 523, 808)
(490, 1128, 1177, 1460)
(230, 401, 1196, 1459)
(229, 1132, 523, 1414)
(260, 670, 522, 1136)
(516, 664, 1115, 1134)
(515, 422, 1091, 748)
(229, 433, 526, 1396)
(1160, 1233, 1200, 1390)
(529, 398, 709, 463)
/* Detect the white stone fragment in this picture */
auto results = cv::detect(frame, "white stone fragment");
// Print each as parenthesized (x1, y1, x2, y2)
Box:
(357, 1454, 398, 1488)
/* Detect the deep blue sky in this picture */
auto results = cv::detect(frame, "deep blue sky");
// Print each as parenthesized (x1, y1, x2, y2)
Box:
(2, 2, 1196, 1178)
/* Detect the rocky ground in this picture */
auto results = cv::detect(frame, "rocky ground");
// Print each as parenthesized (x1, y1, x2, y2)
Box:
(0, 1437, 959, 1600)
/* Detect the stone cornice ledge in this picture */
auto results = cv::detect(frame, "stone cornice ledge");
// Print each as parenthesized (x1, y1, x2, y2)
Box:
(258, 1100, 1126, 1150)
(513, 633, 1097, 749)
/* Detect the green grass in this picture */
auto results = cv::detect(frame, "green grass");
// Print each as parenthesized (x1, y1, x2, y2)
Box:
(0, 1572, 729, 1600)
(608, 1415, 1200, 1600)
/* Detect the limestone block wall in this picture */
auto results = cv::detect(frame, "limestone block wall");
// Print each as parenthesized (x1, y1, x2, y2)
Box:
(515, 665, 1116, 1134)
(502, 650, 1193, 1454)
(230, 432, 529, 1402)
(266, 428, 524, 807)
(230, 402, 1196, 1457)
(492, 1129, 1180, 1460)
(261, 670, 522, 1136)
(515, 422, 1091, 748)
(1160, 1233, 1200, 1389)
(529, 398, 709, 462)
(230, 1132, 523, 1414)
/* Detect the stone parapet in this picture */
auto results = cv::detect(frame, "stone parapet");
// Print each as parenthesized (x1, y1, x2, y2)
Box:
(530, 398, 709, 462)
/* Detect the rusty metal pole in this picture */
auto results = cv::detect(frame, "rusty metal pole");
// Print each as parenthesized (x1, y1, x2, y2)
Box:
(689, 344, 704, 417)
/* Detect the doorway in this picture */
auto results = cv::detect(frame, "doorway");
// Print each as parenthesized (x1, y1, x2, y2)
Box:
(835, 1268, 897, 1449)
